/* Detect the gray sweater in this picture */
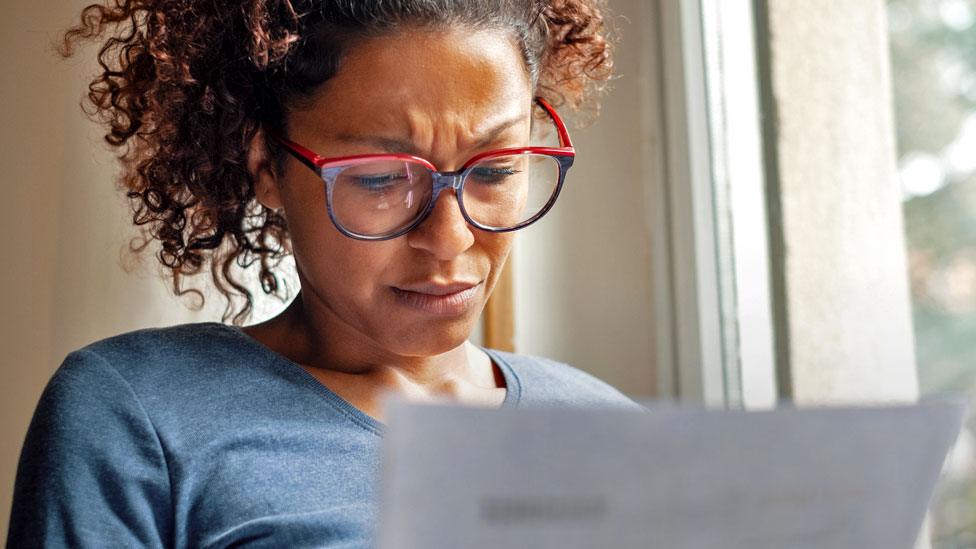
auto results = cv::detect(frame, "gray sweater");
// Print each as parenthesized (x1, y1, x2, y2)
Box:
(8, 322, 636, 548)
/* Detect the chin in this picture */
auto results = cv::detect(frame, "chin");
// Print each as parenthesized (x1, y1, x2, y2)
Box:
(379, 315, 479, 358)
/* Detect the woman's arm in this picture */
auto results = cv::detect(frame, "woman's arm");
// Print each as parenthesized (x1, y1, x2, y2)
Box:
(7, 350, 172, 548)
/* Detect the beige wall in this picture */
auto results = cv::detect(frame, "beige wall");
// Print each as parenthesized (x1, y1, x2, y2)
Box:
(1, 4, 66, 542)
(514, 0, 659, 397)
(0, 2, 221, 539)
(757, 6, 924, 545)
(759, 0, 919, 404)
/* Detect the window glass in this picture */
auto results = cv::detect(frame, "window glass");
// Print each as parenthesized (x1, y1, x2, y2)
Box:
(888, 0, 976, 545)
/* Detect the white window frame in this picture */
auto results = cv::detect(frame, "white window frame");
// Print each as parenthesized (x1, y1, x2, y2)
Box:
(647, 0, 777, 408)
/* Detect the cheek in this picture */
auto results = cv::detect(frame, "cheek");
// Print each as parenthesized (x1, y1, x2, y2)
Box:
(295, 229, 407, 332)
(279, 175, 399, 296)
(481, 232, 516, 290)
(279, 171, 329, 238)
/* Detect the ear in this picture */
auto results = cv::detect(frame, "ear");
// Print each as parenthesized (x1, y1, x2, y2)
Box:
(248, 127, 285, 210)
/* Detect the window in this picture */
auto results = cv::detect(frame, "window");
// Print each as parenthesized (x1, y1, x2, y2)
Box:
(888, 0, 976, 544)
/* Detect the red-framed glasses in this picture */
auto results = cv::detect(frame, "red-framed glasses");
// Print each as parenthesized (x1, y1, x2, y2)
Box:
(268, 97, 575, 241)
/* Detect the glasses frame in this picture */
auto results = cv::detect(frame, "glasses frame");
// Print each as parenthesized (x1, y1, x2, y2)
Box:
(268, 97, 576, 241)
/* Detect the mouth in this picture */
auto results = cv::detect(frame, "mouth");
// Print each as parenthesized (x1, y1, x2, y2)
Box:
(391, 280, 483, 316)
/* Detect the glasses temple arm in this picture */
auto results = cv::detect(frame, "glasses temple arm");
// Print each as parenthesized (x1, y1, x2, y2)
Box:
(534, 97, 574, 150)
(267, 131, 323, 172)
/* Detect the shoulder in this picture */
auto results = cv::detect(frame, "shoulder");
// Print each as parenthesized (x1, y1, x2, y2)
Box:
(46, 322, 275, 423)
(23, 322, 295, 471)
(36, 322, 239, 416)
(10, 329, 201, 545)
(66, 322, 257, 387)
(80, 322, 247, 370)
(487, 349, 641, 409)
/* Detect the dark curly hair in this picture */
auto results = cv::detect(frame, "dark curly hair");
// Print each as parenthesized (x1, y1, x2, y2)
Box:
(59, 0, 614, 325)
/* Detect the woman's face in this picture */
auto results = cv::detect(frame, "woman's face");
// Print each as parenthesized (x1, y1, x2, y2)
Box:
(259, 27, 533, 359)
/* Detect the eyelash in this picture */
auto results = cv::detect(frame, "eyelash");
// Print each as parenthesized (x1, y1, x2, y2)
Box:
(353, 173, 411, 190)
(469, 166, 521, 183)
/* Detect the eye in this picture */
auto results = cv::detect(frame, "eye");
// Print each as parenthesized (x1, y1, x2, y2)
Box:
(469, 165, 522, 184)
(352, 172, 410, 191)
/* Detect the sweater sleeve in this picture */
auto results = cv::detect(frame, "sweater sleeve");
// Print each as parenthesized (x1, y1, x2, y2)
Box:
(7, 349, 172, 548)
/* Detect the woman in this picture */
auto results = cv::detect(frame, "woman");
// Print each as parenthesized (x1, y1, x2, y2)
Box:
(9, 0, 636, 547)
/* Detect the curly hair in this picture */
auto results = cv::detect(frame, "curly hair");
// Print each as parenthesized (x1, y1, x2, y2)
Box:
(59, 0, 614, 325)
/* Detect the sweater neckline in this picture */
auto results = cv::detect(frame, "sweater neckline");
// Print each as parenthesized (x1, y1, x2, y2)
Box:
(209, 322, 522, 436)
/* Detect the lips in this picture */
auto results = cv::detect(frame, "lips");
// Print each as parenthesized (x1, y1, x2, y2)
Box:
(395, 281, 480, 295)
(391, 280, 483, 315)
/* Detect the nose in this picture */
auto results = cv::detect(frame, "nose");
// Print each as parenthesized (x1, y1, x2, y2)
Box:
(405, 188, 475, 260)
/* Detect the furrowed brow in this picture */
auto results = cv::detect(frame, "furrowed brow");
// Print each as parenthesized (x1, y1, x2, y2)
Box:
(332, 135, 423, 156)
(471, 114, 528, 149)
(332, 114, 529, 156)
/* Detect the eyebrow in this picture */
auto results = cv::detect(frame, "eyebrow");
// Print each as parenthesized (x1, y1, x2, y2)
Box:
(331, 113, 528, 156)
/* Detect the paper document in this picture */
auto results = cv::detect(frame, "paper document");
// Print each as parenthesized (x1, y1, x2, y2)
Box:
(377, 401, 964, 549)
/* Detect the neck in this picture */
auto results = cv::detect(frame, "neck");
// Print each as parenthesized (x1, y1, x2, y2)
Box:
(242, 289, 489, 392)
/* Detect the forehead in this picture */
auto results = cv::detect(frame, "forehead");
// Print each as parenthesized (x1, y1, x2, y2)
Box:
(293, 27, 534, 137)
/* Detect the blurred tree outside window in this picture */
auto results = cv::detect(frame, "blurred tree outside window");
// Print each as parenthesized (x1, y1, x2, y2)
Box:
(888, 0, 976, 545)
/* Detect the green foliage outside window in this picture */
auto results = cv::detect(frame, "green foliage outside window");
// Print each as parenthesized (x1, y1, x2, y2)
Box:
(888, 0, 976, 546)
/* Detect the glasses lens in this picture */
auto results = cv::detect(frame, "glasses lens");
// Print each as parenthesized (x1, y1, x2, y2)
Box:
(461, 153, 561, 230)
(330, 160, 433, 237)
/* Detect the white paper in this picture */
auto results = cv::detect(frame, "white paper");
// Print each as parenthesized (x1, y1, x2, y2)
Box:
(377, 401, 964, 549)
